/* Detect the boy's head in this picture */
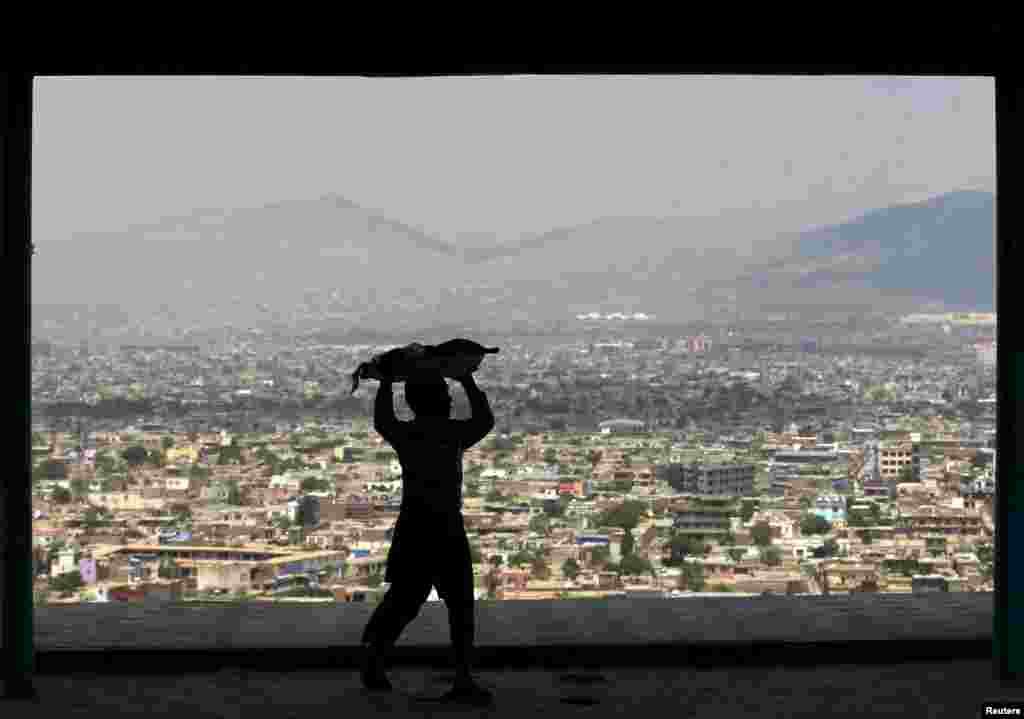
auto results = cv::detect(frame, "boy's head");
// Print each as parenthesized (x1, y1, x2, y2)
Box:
(404, 375, 452, 418)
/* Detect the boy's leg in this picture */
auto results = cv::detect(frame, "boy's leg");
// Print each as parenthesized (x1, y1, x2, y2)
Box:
(449, 598, 477, 685)
(360, 578, 432, 688)
(441, 596, 494, 705)
(437, 529, 490, 697)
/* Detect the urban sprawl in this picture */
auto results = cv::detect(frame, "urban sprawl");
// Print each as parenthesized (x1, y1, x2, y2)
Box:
(29, 312, 997, 605)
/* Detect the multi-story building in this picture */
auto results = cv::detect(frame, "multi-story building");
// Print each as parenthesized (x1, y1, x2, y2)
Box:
(877, 442, 915, 481)
(813, 494, 846, 523)
(901, 506, 985, 539)
(656, 462, 755, 497)
(95, 544, 347, 593)
(671, 501, 735, 533)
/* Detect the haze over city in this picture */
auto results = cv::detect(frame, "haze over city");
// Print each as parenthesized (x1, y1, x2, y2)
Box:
(27, 75, 997, 614)
(31, 75, 994, 340)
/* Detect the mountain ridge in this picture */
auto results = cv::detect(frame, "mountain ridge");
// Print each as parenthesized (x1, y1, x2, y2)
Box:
(33, 189, 995, 339)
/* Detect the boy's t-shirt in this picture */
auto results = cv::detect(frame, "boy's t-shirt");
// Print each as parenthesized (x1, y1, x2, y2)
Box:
(373, 381, 495, 518)
(391, 418, 468, 515)
(376, 422, 493, 518)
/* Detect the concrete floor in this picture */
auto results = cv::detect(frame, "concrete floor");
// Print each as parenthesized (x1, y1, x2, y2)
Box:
(4, 661, 1023, 718)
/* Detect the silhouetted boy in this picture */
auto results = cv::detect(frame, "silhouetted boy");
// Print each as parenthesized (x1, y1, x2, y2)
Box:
(360, 366, 495, 706)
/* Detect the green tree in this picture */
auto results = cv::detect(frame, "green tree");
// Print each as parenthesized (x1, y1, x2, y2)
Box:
(529, 515, 550, 536)
(83, 506, 111, 530)
(46, 539, 67, 566)
(51, 486, 72, 505)
(485, 488, 504, 503)
(760, 546, 783, 566)
(465, 480, 481, 498)
(158, 556, 177, 580)
(751, 521, 773, 547)
(508, 550, 533, 568)
(562, 557, 580, 581)
(621, 529, 635, 558)
(976, 543, 993, 565)
(618, 553, 652, 579)
(162, 436, 175, 451)
(740, 500, 758, 523)
(94, 452, 118, 476)
(590, 544, 611, 567)
(301, 476, 328, 493)
(799, 496, 813, 510)
(69, 478, 90, 501)
(800, 513, 832, 536)
(469, 542, 483, 565)
(611, 479, 634, 493)
(727, 547, 747, 563)
(218, 445, 243, 466)
(680, 562, 705, 591)
(49, 570, 84, 595)
(225, 480, 243, 506)
(595, 500, 647, 532)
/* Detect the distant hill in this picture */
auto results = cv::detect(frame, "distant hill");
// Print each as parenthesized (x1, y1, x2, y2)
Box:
(38, 193, 462, 327)
(447, 191, 995, 324)
(32, 189, 996, 340)
(714, 189, 996, 317)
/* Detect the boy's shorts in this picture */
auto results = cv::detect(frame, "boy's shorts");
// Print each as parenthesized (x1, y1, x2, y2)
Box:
(385, 509, 474, 604)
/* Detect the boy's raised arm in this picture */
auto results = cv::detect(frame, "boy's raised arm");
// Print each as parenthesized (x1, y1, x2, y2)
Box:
(455, 373, 495, 448)
(373, 376, 402, 444)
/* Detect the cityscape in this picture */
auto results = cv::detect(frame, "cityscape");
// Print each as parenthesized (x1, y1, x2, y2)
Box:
(28, 75, 996, 609)
(29, 308, 996, 605)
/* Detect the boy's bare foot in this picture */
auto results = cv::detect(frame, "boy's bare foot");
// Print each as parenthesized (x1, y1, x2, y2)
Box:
(360, 645, 393, 692)
(442, 678, 494, 706)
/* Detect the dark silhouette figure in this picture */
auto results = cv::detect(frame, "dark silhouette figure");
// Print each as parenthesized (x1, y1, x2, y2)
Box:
(359, 362, 495, 706)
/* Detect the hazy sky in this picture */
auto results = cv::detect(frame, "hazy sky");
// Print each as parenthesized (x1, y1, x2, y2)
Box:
(33, 75, 994, 246)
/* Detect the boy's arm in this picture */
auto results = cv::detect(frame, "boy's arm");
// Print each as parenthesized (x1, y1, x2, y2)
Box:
(373, 377, 403, 445)
(454, 374, 495, 448)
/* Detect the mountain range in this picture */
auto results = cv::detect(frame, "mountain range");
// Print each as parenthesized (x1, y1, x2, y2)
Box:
(33, 189, 995, 341)
(707, 188, 995, 317)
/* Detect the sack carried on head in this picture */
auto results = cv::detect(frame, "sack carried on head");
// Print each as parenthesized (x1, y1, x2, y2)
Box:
(351, 338, 499, 394)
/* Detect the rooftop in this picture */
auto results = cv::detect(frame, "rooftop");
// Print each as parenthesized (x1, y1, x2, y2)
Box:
(23, 593, 990, 673)
(2, 660, 1017, 717)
